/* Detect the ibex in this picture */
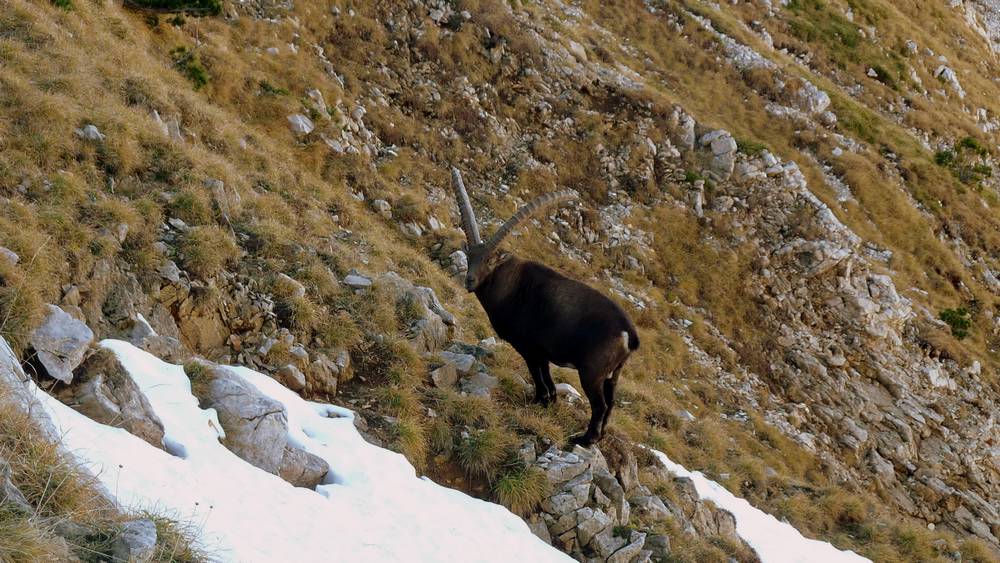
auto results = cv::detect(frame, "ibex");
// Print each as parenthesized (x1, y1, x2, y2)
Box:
(450, 167, 639, 446)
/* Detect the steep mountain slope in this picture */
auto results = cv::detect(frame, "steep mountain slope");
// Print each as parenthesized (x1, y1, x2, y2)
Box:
(1, 0, 998, 561)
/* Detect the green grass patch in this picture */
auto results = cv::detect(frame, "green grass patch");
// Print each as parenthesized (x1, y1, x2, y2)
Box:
(939, 308, 971, 339)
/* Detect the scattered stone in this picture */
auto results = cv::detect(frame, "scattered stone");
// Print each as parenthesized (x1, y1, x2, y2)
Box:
(276, 273, 307, 299)
(287, 114, 315, 135)
(375, 273, 455, 354)
(459, 371, 498, 397)
(608, 531, 646, 563)
(646, 533, 671, 559)
(429, 362, 458, 388)
(74, 124, 105, 141)
(576, 507, 613, 546)
(343, 272, 373, 289)
(439, 351, 476, 375)
(555, 382, 581, 402)
(372, 199, 392, 219)
(29, 304, 95, 384)
(934, 65, 966, 98)
(0, 246, 18, 267)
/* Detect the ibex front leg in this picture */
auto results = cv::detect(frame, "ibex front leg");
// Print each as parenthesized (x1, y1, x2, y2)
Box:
(527, 362, 554, 406)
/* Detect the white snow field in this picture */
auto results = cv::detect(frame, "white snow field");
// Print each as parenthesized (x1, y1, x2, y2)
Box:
(647, 449, 872, 563)
(32, 340, 571, 562)
(22, 338, 872, 563)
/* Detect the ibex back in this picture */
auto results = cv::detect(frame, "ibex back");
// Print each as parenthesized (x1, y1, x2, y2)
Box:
(451, 167, 639, 446)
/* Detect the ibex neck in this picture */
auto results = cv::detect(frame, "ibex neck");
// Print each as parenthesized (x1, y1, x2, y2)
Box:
(475, 254, 521, 303)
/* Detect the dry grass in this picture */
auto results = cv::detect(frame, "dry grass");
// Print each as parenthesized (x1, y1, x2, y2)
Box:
(0, 0, 996, 558)
(178, 225, 239, 279)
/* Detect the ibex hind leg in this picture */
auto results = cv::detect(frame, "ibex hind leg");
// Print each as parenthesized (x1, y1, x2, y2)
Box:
(600, 362, 625, 438)
(569, 368, 607, 447)
(539, 362, 557, 405)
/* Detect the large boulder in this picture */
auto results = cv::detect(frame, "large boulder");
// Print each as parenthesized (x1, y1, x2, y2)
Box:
(71, 349, 166, 450)
(198, 368, 289, 473)
(28, 304, 95, 383)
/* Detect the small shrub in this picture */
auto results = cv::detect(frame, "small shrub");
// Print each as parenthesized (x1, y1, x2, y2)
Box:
(184, 361, 212, 398)
(178, 226, 239, 279)
(258, 81, 289, 97)
(736, 139, 767, 156)
(939, 308, 971, 339)
(50, 0, 73, 9)
(684, 170, 704, 184)
(958, 136, 988, 156)
(170, 47, 209, 90)
(934, 150, 955, 167)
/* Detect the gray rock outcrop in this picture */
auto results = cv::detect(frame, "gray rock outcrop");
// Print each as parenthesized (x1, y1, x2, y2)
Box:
(29, 304, 95, 384)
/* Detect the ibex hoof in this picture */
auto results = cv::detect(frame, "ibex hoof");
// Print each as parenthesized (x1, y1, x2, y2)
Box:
(568, 433, 598, 448)
(533, 393, 555, 407)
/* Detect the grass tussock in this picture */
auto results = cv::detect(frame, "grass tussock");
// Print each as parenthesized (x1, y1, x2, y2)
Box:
(178, 225, 239, 279)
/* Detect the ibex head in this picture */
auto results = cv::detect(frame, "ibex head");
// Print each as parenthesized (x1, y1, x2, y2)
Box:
(450, 167, 579, 292)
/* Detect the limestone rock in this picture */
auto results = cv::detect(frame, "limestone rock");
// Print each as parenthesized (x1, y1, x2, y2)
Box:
(439, 351, 476, 375)
(1, 456, 31, 513)
(200, 368, 288, 473)
(631, 494, 671, 522)
(0, 246, 18, 267)
(287, 114, 315, 135)
(74, 124, 105, 141)
(343, 272, 373, 289)
(112, 519, 157, 563)
(278, 364, 306, 391)
(576, 507, 613, 547)
(608, 531, 646, 563)
(459, 370, 498, 397)
(73, 349, 166, 450)
(375, 272, 455, 354)
(278, 444, 329, 488)
(537, 446, 591, 485)
(429, 362, 458, 388)
(29, 304, 95, 384)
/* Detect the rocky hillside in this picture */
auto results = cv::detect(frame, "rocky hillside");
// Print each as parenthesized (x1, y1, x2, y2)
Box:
(1, 0, 999, 561)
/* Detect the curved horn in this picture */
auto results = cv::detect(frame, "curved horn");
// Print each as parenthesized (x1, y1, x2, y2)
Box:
(451, 167, 482, 245)
(484, 189, 579, 253)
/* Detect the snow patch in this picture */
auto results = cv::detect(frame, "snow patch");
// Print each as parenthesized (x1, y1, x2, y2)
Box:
(32, 340, 569, 562)
(647, 448, 871, 563)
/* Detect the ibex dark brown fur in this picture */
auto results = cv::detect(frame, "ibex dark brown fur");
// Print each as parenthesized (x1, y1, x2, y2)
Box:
(451, 167, 639, 446)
